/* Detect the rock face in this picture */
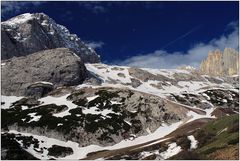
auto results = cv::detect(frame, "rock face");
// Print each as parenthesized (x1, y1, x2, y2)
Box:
(1, 13, 100, 63)
(200, 48, 239, 76)
(2, 87, 185, 147)
(222, 48, 239, 75)
(1, 48, 87, 96)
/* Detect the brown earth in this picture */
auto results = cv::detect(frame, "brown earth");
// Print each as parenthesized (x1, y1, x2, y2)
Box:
(208, 144, 239, 160)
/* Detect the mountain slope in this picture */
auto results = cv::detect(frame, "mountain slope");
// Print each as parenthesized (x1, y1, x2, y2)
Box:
(1, 63, 239, 160)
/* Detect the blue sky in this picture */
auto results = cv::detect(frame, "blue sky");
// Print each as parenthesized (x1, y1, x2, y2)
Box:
(1, 1, 239, 68)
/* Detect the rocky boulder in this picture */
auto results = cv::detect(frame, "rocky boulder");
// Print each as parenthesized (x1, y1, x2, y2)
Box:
(25, 82, 54, 98)
(1, 48, 87, 96)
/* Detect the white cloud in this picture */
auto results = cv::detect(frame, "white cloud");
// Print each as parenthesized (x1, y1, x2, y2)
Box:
(118, 22, 239, 69)
(1, 1, 44, 18)
(86, 41, 105, 49)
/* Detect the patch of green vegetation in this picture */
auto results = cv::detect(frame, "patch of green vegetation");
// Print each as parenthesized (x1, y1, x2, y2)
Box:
(11, 97, 40, 108)
(170, 114, 239, 160)
(48, 145, 73, 158)
(15, 135, 40, 149)
(202, 114, 238, 135)
(1, 133, 39, 160)
(1, 103, 72, 134)
(72, 99, 87, 106)
(174, 135, 191, 150)
(95, 89, 119, 99)
(195, 114, 239, 155)
(168, 150, 203, 160)
(69, 107, 83, 115)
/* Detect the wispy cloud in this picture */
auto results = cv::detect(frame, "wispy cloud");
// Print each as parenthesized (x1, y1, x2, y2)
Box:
(161, 25, 202, 49)
(117, 21, 239, 69)
(1, 1, 44, 18)
(86, 41, 105, 49)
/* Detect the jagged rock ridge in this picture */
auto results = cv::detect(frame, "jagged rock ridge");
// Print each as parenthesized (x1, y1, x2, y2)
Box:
(200, 48, 239, 76)
(1, 13, 100, 63)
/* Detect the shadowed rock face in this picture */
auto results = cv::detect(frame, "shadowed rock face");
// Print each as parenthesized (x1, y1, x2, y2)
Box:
(1, 13, 100, 63)
(1, 48, 87, 96)
(200, 48, 239, 76)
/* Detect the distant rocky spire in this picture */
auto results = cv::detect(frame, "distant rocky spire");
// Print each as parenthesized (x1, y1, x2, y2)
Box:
(200, 48, 239, 76)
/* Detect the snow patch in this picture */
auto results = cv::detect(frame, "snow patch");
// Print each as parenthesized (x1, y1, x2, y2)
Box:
(202, 93, 210, 100)
(82, 106, 120, 118)
(39, 95, 77, 117)
(1, 95, 23, 109)
(86, 95, 99, 102)
(187, 135, 198, 149)
(27, 112, 41, 123)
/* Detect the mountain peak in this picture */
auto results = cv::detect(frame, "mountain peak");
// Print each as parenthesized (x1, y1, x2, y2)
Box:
(200, 48, 239, 76)
(2, 13, 52, 25)
(1, 13, 100, 63)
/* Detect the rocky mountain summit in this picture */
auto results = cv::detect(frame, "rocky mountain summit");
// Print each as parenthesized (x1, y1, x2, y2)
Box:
(200, 48, 239, 76)
(1, 13, 100, 63)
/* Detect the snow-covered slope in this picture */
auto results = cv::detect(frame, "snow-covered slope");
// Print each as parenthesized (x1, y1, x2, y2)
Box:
(85, 63, 237, 97)
(1, 63, 239, 160)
